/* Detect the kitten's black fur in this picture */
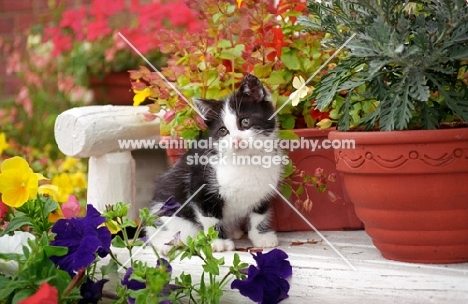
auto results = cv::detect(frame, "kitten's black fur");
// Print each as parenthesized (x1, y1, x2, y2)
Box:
(148, 74, 283, 253)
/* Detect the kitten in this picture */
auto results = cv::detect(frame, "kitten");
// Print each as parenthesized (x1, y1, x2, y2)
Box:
(147, 74, 284, 254)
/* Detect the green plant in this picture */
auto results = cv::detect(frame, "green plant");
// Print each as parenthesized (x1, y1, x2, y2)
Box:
(0, 157, 293, 304)
(301, 0, 468, 131)
(130, 0, 337, 139)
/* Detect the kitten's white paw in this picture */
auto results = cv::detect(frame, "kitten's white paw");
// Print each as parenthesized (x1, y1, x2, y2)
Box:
(250, 231, 278, 248)
(231, 230, 244, 240)
(211, 239, 235, 252)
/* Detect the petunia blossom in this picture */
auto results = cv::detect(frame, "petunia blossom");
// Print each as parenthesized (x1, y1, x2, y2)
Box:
(79, 277, 109, 304)
(18, 282, 58, 304)
(231, 249, 293, 304)
(156, 197, 182, 217)
(0, 231, 34, 276)
(0, 199, 8, 221)
(49, 204, 111, 277)
(121, 267, 146, 304)
(122, 259, 174, 304)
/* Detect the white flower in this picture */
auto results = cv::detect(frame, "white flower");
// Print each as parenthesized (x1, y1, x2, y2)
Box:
(290, 76, 310, 106)
(0, 231, 34, 277)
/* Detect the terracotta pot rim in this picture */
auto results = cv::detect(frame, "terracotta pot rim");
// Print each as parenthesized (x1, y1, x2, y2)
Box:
(290, 127, 335, 136)
(329, 127, 468, 144)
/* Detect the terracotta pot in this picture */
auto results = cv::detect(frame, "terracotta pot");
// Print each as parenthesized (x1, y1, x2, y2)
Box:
(159, 136, 186, 164)
(329, 128, 468, 263)
(89, 72, 134, 105)
(271, 128, 364, 231)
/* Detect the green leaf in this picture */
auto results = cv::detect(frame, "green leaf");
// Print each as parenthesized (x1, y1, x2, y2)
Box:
(0, 278, 26, 301)
(278, 130, 299, 140)
(253, 62, 274, 78)
(44, 245, 68, 258)
(111, 235, 126, 248)
(3, 216, 33, 234)
(120, 218, 137, 229)
(11, 288, 35, 304)
(217, 39, 231, 48)
(267, 70, 286, 85)
(281, 183, 293, 199)
(203, 258, 220, 275)
(281, 49, 301, 70)
(101, 259, 119, 277)
(278, 114, 296, 129)
(0, 253, 23, 261)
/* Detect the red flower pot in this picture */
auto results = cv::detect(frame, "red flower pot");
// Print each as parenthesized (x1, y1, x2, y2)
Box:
(271, 128, 363, 231)
(89, 72, 134, 105)
(329, 128, 468, 263)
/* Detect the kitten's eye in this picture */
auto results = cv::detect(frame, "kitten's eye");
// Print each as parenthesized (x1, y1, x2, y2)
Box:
(218, 127, 229, 136)
(241, 118, 250, 128)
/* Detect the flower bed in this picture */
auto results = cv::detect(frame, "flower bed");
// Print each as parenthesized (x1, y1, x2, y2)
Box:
(0, 157, 293, 303)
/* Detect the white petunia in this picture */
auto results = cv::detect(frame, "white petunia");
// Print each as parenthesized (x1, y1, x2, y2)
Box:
(290, 76, 310, 106)
(0, 231, 34, 277)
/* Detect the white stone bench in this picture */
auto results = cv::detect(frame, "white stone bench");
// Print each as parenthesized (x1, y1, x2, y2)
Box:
(54, 105, 168, 219)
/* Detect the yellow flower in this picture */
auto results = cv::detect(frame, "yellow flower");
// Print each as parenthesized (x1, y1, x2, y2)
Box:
(51, 173, 74, 203)
(0, 157, 47, 208)
(60, 156, 77, 172)
(236, 0, 243, 8)
(105, 219, 121, 234)
(0, 133, 9, 155)
(71, 172, 87, 190)
(38, 184, 61, 202)
(133, 87, 151, 106)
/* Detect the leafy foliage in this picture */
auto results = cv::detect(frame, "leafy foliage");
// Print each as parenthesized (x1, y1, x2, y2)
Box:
(301, 0, 468, 131)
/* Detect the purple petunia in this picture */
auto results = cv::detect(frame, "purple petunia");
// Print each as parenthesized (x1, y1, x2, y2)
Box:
(79, 277, 109, 304)
(155, 197, 181, 217)
(49, 204, 112, 277)
(231, 249, 293, 304)
(121, 267, 145, 304)
(122, 259, 174, 304)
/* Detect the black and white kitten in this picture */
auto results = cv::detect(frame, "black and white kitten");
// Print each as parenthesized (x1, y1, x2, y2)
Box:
(147, 74, 283, 253)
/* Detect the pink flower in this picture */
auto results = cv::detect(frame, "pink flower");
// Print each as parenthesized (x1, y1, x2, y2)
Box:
(16, 87, 33, 118)
(59, 8, 86, 40)
(314, 167, 324, 178)
(164, 110, 175, 123)
(86, 17, 111, 42)
(0, 199, 8, 222)
(62, 195, 80, 218)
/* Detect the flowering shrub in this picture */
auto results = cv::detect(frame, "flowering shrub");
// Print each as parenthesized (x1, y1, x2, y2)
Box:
(0, 157, 293, 303)
(43, 0, 203, 89)
(130, 0, 337, 139)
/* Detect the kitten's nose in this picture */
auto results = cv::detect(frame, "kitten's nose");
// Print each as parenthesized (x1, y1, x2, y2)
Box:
(231, 137, 246, 149)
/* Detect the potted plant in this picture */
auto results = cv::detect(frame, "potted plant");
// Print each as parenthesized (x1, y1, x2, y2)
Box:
(301, 0, 468, 263)
(129, 0, 363, 231)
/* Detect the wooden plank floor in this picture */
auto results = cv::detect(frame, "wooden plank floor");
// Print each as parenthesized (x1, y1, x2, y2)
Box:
(106, 231, 468, 303)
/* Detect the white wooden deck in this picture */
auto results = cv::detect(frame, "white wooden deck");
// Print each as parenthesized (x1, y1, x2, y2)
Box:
(106, 230, 468, 303)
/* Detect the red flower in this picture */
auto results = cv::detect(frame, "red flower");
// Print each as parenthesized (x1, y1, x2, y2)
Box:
(18, 282, 58, 304)
(221, 59, 233, 73)
(310, 108, 330, 121)
(86, 17, 111, 42)
(262, 27, 288, 60)
(0, 199, 8, 221)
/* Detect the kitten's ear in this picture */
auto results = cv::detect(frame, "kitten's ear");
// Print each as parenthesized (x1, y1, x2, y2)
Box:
(193, 98, 222, 120)
(238, 74, 270, 103)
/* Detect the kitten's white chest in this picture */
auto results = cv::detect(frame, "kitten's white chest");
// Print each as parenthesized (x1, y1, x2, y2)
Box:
(214, 160, 281, 215)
